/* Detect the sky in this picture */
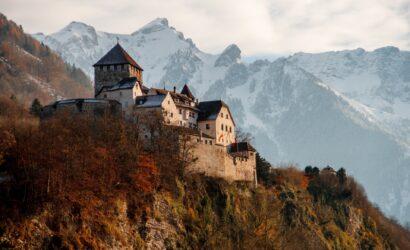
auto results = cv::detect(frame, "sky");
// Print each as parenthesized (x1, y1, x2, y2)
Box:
(1, 0, 409, 55)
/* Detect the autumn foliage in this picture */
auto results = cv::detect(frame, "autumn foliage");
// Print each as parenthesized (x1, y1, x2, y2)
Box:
(0, 13, 92, 106)
(0, 103, 160, 220)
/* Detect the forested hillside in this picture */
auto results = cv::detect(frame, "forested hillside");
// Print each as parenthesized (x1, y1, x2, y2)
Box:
(0, 13, 92, 106)
(0, 97, 409, 249)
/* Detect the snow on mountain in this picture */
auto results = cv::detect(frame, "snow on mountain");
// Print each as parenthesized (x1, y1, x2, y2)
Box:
(289, 47, 410, 148)
(33, 19, 410, 223)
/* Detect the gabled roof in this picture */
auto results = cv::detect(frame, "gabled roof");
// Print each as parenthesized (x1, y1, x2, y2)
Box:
(96, 77, 146, 96)
(149, 88, 199, 111)
(93, 43, 143, 70)
(181, 84, 195, 99)
(135, 95, 166, 108)
(104, 77, 138, 91)
(197, 100, 235, 125)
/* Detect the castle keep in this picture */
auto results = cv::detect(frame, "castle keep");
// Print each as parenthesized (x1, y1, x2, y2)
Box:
(43, 43, 257, 185)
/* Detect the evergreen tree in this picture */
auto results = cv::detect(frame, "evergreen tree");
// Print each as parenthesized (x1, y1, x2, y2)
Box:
(256, 153, 272, 185)
(337, 167, 347, 185)
(30, 98, 42, 117)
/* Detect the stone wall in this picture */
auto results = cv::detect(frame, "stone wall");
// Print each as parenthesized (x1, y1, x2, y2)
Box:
(40, 99, 122, 118)
(188, 141, 257, 185)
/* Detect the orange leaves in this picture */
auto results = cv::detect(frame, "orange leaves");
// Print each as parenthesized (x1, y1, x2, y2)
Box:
(129, 154, 158, 193)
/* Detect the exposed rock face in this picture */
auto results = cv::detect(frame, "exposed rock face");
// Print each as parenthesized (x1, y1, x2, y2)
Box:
(2, 176, 408, 249)
(214, 44, 241, 67)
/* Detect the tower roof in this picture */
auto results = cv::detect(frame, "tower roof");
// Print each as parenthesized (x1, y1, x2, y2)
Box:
(181, 84, 195, 99)
(93, 43, 143, 70)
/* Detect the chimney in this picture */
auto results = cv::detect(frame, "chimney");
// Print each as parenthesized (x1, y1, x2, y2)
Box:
(173, 86, 176, 93)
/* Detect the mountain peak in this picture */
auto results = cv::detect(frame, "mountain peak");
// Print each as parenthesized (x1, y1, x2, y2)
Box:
(64, 21, 92, 30)
(56, 21, 97, 37)
(135, 18, 169, 35)
(214, 44, 241, 67)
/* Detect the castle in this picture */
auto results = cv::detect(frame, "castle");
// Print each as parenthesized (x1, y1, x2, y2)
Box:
(42, 43, 257, 185)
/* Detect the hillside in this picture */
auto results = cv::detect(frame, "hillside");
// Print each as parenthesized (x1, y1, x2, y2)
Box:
(0, 13, 92, 106)
(0, 100, 409, 249)
(33, 18, 410, 224)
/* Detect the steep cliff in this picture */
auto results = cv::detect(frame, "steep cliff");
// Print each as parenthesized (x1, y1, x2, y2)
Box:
(1, 174, 409, 249)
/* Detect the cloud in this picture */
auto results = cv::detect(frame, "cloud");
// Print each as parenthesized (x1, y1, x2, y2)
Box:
(0, 0, 409, 55)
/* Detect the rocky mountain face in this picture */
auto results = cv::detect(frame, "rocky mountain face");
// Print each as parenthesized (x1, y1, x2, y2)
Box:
(33, 18, 410, 223)
(0, 13, 92, 105)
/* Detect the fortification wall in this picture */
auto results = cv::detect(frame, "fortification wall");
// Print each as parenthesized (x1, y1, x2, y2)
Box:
(188, 142, 256, 185)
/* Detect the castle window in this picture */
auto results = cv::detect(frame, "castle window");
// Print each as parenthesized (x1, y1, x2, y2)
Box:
(179, 109, 182, 114)
(206, 124, 210, 129)
(229, 127, 232, 132)
(205, 140, 208, 144)
(99, 65, 103, 70)
(210, 141, 213, 145)
(225, 125, 228, 131)
(103, 94, 107, 98)
(226, 114, 228, 119)
(220, 113, 223, 118)
(119, 91, 122, 96)
(168, 100, 170, 105)
(171, 113, 173, 117)
(221, 124, 224, 130)
(114, 65, 117, 70)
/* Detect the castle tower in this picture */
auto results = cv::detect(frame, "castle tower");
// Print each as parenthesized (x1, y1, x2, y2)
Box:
(93, 43, 143, 96)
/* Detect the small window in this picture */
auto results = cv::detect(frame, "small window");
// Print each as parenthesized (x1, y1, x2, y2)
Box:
(114, 65, 117, 70)
(205, 140, 208, 145)
(99, 65, 103, 70)
(103, 94, 107, 98)
(206, 124, 210, 129)
(221, 124, 224, 130)
(119, 91, 122, 96)
(229, 127, 232, 132)
(226, 114, 228, 119)
(171, 113, 173, 117)
(220, 113, 223, 118)
(168, 100, 170, 105)
(179, 109, 182, 114)
(210, 141, 213, 145)
(225, 125, 228, 131)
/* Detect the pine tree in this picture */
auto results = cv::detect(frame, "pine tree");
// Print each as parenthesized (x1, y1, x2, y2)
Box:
(30, 98, 42, 117)
(256, 153, 272, 185)
(336, 167, 347, 185)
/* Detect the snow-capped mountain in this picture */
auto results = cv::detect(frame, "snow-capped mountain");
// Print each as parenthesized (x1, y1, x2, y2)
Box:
(33, 18, 410, 223)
